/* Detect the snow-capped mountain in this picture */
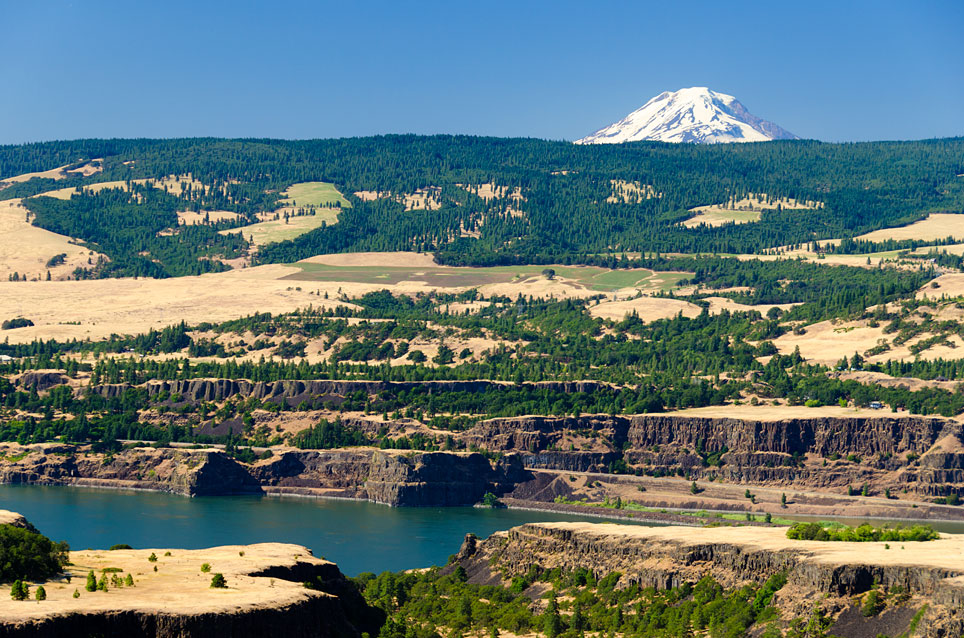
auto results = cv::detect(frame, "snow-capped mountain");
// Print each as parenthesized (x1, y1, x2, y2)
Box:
(576, 87, 799, 144)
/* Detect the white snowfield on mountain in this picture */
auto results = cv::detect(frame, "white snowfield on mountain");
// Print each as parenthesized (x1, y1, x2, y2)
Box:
(576, 87, 798, 144)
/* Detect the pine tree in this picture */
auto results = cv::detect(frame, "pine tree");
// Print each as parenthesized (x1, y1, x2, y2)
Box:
(10, 580, 28, 601)
(86, 570, 97, 592)
(543, 595, 562, 638)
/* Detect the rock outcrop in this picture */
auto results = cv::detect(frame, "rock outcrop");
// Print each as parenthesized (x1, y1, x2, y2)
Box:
(467, 412, 964, 498)
(0, 444, 262, 497)
(457, 522, 964, 638)
(0, 509, 37, 532)
(88, 378, 612, 405)
(0, 443, 526, 507)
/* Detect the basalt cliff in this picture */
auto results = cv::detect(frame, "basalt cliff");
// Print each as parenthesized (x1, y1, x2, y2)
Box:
(0, 442, 525, 507)
(456, 522, 964, 638)
(11, 374, 964, 514)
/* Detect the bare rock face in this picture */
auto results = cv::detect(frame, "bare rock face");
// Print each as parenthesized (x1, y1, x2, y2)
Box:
(14, 370, 69, 392)
(0, 444, 524, 507)
(89, 378, 612, 405)
(0, 509, 37, 532)
(465, 413, 964, 498)
(251, 448, 375, 499)
(366, 451, 499, 507)
(0, 444, 261, 497)
(254, 448, 526, 506)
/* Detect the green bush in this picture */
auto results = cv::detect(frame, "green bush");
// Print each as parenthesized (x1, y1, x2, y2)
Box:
(210, 573, 227, 588)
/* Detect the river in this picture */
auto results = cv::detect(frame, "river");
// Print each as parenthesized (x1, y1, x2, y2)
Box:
(0, 484, 648, 575)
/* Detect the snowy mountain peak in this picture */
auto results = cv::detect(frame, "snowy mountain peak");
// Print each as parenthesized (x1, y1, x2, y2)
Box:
(576, 87, 798, 145)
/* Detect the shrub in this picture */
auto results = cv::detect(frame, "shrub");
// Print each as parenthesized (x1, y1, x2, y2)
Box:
(210, 573, 227, 588)
(480, 492, 505, 508)
(125, 574, 134, 587)
(148, 552, 158, 562)
(35, 585, 46, 601)
(109, 544, 133, 550)
(1, 318, 34, 330)
(862, 590, 881, 617)
(200, 563, 211, 573)
(86, 570, 96, 592)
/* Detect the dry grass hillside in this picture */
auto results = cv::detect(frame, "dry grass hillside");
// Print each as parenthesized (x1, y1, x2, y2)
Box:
(683, 193, 823, 228)
(0, 199, 107, 281)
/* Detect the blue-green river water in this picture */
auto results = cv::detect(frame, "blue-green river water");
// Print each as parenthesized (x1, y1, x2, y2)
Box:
(0, 484, 646, 575)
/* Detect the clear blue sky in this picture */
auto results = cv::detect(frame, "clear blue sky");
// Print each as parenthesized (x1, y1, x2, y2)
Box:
(2, 0, 961, 144)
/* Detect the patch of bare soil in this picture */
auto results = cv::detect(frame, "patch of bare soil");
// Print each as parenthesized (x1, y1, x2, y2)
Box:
(303, 252, 439, 268)
(589, 296, 702, 321)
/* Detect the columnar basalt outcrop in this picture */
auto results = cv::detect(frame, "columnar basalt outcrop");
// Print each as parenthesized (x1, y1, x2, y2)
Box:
(0, 443, 262, 497)
(0, 443, 525, 506)
(88, 378, 613, 404)
(457, 522, 964, 637)
(467, 412, 964, 497)
(366, 451, 504, 507)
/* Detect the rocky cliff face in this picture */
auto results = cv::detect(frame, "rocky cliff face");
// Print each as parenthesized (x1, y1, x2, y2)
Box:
(366, 451, 508, 507)
(457, 522, 964, 638)
(89, 378, 611, 405)
(0, 443, 262, 497)
(465, 413, 964, 497)
(0, 443, 524, 507)
(1, 596, 363, 638)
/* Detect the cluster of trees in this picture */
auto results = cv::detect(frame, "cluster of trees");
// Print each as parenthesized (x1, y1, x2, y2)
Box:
(24, 185, 249, 278)
(356, 562, 845, 638)
(291, 419, 370, 449)
(786, 522, 939, 542)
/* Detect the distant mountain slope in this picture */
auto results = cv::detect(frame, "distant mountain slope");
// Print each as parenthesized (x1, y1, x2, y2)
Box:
(576, 87, 799, 144)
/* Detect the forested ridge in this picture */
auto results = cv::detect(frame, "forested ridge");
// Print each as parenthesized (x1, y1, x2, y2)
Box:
(3, 136, 963, 274)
